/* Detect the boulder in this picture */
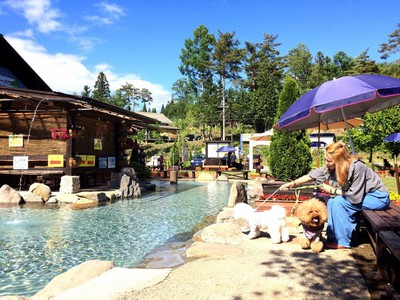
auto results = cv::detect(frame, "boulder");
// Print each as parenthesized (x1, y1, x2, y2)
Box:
(32, 260, 115, 300)
(192, 223, 244, 245)
(0, 184, 24, 204)
(24, 193, 44, 203)
(76, 192, 109, 202)
(196, 173, 215, 181)
(216, 207, 235, 224)
(119, 174, 141, 198)
(226, 181, 248, 207)
(29, 183, 51, 201)
(247, 177, 266, 200)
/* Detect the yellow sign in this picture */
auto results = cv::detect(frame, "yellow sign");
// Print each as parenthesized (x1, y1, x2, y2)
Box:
(86, 155, 96, 167)
(9, 134, 23, 147)
(94, 139, 102, 150)
(48, 155, 64, 167)
(76, 155, 87, 167)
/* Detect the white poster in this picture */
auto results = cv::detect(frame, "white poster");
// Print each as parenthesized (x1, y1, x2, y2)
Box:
(107, 157, 116, 168)
(13, 156, 28, 170)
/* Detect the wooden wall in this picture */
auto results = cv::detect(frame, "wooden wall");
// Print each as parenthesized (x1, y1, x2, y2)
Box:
(0, 111, 68, 157)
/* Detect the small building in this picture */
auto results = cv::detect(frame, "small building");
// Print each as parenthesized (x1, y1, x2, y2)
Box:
(0, 34, 157, 189)
(136, 112, 179, 142)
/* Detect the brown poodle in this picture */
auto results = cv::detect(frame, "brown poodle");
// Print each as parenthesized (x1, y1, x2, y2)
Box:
(296, 198, 328, 253)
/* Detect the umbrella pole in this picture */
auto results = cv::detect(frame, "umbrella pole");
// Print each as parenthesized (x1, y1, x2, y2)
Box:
(341, 108, 356, 154)
(394, 155, 400, 195)
(317, 123, 321, 168)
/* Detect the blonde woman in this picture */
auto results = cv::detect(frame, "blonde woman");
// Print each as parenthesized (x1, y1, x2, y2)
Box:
(281, 141, 390, 249)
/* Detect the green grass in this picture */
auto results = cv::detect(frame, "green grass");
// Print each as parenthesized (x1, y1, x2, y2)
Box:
(381, 176, 399, 194)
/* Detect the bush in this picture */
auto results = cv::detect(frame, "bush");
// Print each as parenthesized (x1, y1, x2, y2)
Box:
(129, 161, 151, 178)
(268, 131, 312, 181)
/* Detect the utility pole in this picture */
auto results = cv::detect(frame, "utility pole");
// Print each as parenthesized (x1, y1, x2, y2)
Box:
(221, 78, 226, 141)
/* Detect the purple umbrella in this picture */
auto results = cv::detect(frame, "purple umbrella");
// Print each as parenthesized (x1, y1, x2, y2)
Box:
(273, 74, 400, 153)
(384, 132, 400, 142)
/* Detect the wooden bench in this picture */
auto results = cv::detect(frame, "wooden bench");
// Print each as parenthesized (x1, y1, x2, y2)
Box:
(203, 165, 229, 171)
(362, 202, 400, 296)
(216, 170, 250, 180)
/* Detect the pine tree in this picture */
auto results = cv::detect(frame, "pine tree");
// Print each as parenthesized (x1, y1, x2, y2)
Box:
(92, 72, 111, 102)
(268, 76, 312, 180)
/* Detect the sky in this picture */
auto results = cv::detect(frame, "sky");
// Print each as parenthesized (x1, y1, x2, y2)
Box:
(1, 0, 399, 112)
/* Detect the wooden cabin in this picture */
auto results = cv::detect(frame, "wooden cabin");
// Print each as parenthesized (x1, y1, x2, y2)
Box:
(0, 34, 157, 189)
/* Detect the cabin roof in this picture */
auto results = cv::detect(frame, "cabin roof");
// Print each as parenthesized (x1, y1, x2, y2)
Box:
(0, 34, 52, 91)
(0, 86, 158, 130)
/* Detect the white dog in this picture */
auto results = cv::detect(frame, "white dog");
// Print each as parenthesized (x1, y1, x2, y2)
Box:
(233, 203, 289, 243)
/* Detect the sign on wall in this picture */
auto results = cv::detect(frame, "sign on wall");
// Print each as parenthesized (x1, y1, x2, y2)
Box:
(13, 156, 28, 170)
(48, 155, 64, 167)
(9, 134, 23, 147)
(94, 139, 102, 150)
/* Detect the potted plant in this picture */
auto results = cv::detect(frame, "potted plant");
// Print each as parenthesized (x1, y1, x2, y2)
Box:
(51, 128, 70, 140)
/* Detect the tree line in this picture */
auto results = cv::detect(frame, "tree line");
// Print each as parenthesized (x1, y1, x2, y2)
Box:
(80, 71, 155, 112)
(162, 24, 400, 140)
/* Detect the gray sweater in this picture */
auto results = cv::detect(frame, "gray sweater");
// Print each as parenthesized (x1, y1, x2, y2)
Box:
(308, 160, 388, 204)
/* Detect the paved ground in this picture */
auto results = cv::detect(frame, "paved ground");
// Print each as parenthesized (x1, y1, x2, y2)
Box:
(113, 221, 372, 300)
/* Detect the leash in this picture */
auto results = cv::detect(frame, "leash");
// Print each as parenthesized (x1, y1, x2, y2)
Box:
(253, 186, 281, 211)
(254, 183, 321, 217)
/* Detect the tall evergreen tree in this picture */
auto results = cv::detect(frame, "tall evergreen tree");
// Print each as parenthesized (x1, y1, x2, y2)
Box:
(81, 85, 91, 97)
(285, 44, 313, 91)
(379, 23, 400, 59)
(212, 30, 245, 139)
(268, 76, 312, 180)
(349, 49, 380, 75)
(243, 33, 284, 131)
(92, 72, 111, 102)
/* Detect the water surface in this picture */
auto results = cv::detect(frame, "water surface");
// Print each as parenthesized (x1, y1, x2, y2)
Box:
(0, 180, 231, 296)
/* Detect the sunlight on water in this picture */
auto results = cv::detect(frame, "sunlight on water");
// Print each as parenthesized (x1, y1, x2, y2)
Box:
(0, 180, 231, 297)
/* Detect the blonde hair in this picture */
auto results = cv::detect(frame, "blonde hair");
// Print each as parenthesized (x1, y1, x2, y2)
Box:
(325, 141, 358, 186)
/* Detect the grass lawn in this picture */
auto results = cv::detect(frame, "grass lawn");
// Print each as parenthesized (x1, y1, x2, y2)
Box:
(381, 175, 399, 194)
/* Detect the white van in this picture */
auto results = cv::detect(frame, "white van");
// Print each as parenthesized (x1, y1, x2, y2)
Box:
(308, 133, 336, 148)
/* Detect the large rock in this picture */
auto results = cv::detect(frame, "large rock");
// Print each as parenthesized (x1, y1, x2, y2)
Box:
(216, 207, 235, 224)
(119, 174, 141, 198)
(0, 184, 24, 204)
(32, 260, 115, 300)
(49, 267, 171, 300)
(247, 177, 266, 200)
(76, 192, 109, 202)
(29, 183, 51, 201)
(196, 173, 215, 181)
(192, 223, 245, 245)
(226, 181, 248, 207)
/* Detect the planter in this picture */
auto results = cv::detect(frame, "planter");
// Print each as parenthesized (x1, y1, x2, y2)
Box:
(51, 128, 69, 140)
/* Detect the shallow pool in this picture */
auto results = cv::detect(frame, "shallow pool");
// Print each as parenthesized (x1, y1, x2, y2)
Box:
(0, 180, 231, 297)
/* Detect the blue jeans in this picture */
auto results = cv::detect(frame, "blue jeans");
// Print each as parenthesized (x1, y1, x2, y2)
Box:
(327, 190, 390, 247)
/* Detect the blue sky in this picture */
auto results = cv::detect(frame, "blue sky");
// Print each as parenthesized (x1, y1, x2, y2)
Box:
(1, 0, 399, 112)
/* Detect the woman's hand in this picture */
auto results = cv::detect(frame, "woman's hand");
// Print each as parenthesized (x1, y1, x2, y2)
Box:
(321, 183, 336, 194)
(280, 180, 296, 191)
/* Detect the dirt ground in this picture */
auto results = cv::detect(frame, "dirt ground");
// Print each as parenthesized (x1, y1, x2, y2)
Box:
(351, 229, 388, 300)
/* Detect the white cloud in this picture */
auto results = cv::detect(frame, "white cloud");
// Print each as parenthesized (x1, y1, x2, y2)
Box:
(6, 36, 170, 111)
(4, 0, 63, 33)
(84, 1, 126, 26)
